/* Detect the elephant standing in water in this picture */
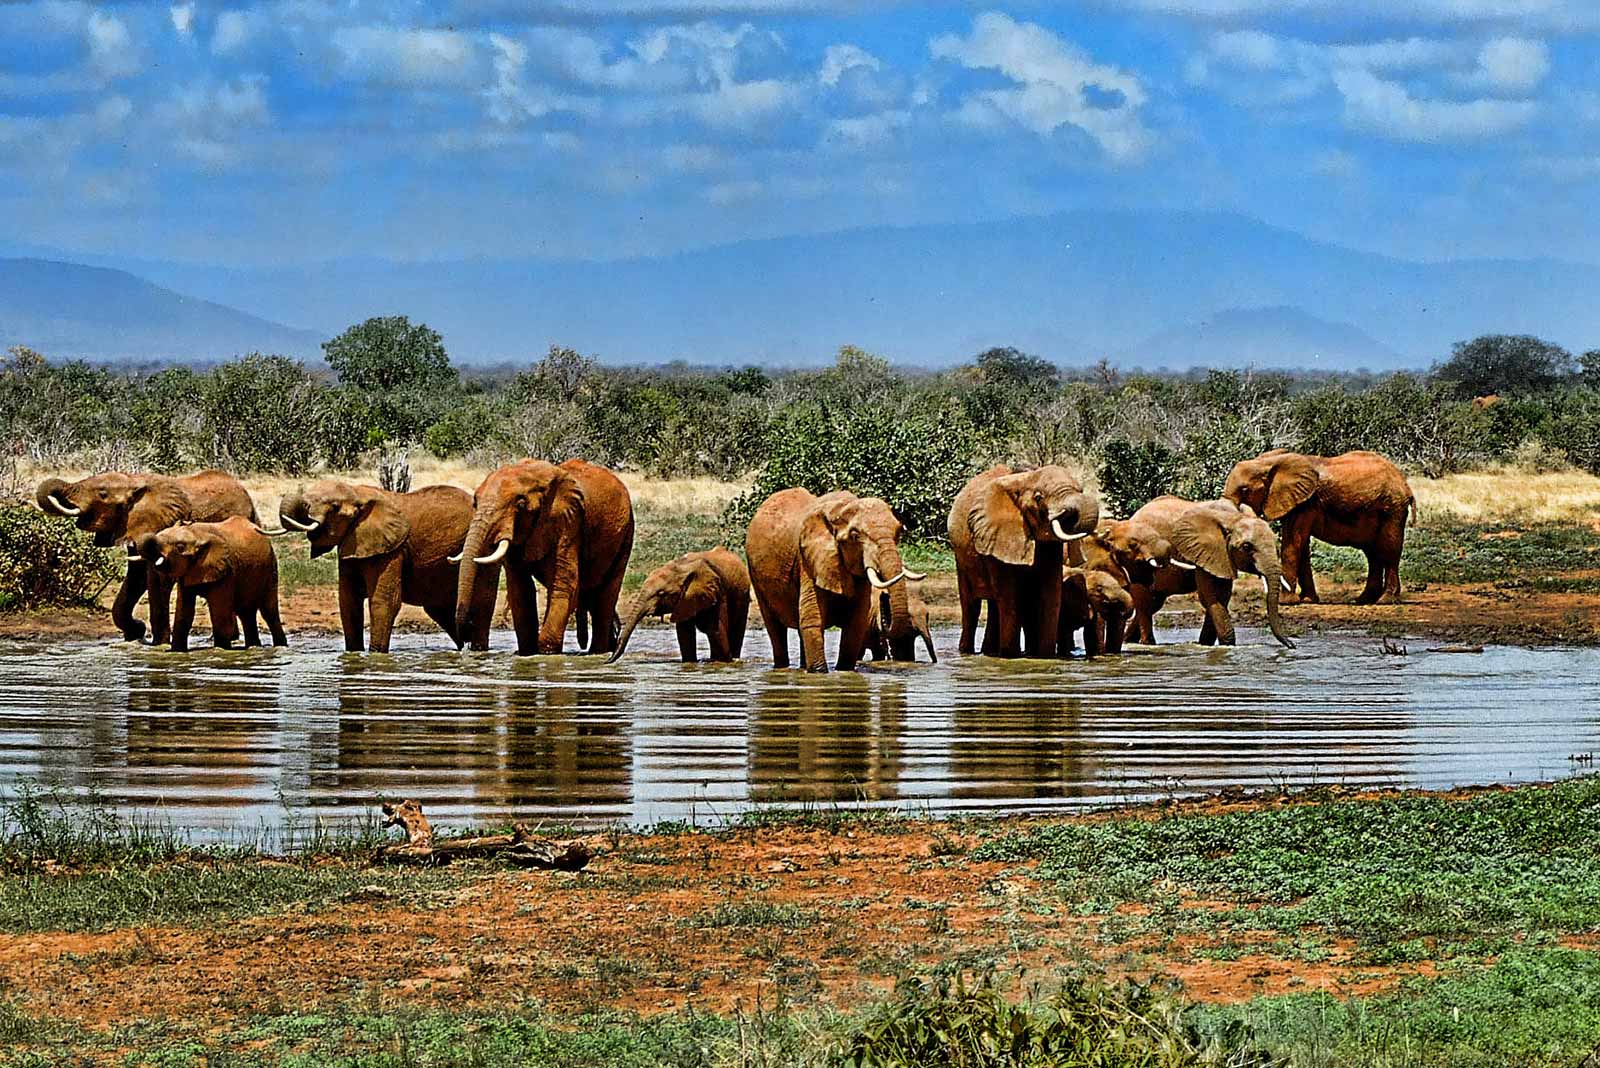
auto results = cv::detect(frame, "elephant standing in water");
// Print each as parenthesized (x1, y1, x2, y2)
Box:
(1061, 518, 1190, 656)
(35, 470, 256, 643)
(276, 480, 483, 653)
(1224, 449, 1415, 604)
(948, 464, 1099, 658)
(745, 489, 922, 672)
(1124, 497, 1295, 649)
(866, 582, 938, 663)
(137, 517, 286, 652)
(608, 547, 751, 663)
(453, 459, 634, 655)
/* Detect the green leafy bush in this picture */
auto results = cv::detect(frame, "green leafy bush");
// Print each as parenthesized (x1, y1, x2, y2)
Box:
(1097, 439, 1179, 518)
(0, 506, 120, 610)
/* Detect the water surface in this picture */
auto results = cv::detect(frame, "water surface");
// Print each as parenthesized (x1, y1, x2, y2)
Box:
(1, 629, 1595, 836)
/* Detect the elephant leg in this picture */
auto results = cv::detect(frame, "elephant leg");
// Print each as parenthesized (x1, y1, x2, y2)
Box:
(588, 567, 627, 657)
(676, 621, 700, 662)
(1083, 615, 1100, 658)
(145, 569, 172, 646)
(1198, 575, 1235, 646)
(171, 588, 197, 653)
(1298, 550, 1319, 604)
(994, 596, 1023, 658)
(705, 602, 733, 662)
(262, 591, 288, 647)
(956, 570, 978, 655)
(337, 560, 366, 653)
(798, 578, 829, 673)
(506, 570, 541, 655)
(1102, 612, 1125, 655)
(468, 572, 497, 652)
(1280, 513, 1318, 604)
(837, 592, 872, 671)
(1355, 548, 1385, 605)
(240, 610, 261, 647)
(112, 563, 148, 643)
(365, 557, 405, 653)
(207, 587, 239, 649)
(538, 586, 575, 655)
(1024, 552, 1063, 659)
(1377, 514, 1407, 603)
(1127, 584, 1156, 645)
(756, 588, 789, 668)
(981, 601, 1000, 656)
(726, 595, 749, 660)
(577, 609, 590, 654)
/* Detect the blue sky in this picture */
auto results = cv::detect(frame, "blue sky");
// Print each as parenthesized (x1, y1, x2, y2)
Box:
(3, 0, 1599, 268)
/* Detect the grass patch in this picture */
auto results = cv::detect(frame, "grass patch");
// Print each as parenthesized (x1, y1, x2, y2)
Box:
(1313, 520, 1600, 587)
(622, 504, 727, 593)
(686, 899, 820, 930)
(974, 777, 1600, 952)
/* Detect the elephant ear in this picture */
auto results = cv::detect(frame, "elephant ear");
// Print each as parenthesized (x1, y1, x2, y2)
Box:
(672, 561, 723, 623)
(970, 477, 1033, 567)
(800, 498, 854, 595)
(1172, 507, 1236, 580)
(1263, 455, 1320, 520)
(190, 534, 233, 586)
(125, 478, 191, 542)
(546, 468, 586, 537)
(341, 489, 410, 559)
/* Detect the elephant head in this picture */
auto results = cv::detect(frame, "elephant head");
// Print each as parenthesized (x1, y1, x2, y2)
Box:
(1089, 519, 1189, 578)
(1066, 566, 1135, 619)
(970, 465, 1099, 567)
(453, 460, 582, 640)
(36, 473, 188, 549)
(879, 586, 937, 663)
(1223, 450, 1321, 521)
(803, 492, 922, 640)
(608, 553, 726, 663)
(1171, 501, 1295, 648)
(278, 480, 409, 560)
(137, 524, 231, 587)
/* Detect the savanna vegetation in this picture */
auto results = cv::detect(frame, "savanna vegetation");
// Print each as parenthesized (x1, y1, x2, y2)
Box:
(2, 776, 1598, 1065)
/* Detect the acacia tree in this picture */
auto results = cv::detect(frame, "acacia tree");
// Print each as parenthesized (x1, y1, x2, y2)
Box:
(322, 316, 455, 392)
(1435, 334, 1575, 398)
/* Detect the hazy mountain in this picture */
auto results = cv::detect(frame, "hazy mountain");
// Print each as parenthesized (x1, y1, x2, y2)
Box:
(1129, 306, 1407, 373)
(0, 258, 323, 361)
(7, 210, 1599, 367)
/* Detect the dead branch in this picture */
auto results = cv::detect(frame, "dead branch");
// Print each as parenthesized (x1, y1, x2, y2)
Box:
(378, 800, 594, 870)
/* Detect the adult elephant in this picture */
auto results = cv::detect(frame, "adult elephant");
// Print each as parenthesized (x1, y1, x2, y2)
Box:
(1223, 449, 1416, 604)
(948, 464, 1099, 658)
(453, 459, 634, 655)
(745, 489, 921, 672)
(276, 479, 484, 653)
(1125, 497, 1295, 649)
(608, 547, 751, 663)
(35, 470, 256, 643)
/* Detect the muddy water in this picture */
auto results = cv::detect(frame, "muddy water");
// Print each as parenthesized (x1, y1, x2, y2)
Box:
(0, 629, 1596, 835)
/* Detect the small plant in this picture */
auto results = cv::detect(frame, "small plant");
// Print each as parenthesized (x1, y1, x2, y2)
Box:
(0, 506, 120, 611)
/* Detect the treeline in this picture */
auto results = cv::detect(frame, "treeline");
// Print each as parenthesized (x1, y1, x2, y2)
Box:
(4, 320, 1600, 539)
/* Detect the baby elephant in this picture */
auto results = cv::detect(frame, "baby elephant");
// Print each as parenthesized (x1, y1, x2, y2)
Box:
(866, 585, 938, 663)
(608, 547, 751, 663)
(137, 517, 287, 652)
(1060, 566, 1134, 657)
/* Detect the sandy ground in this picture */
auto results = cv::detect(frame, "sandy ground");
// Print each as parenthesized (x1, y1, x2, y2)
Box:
(0, 790, 1485, 1037)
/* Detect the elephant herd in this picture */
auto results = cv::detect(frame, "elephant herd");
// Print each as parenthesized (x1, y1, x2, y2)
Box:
(32, 448, 1415, 668)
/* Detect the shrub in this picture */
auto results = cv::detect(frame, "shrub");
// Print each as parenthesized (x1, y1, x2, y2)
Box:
(201, 354, 325, 475)
(1097, 438, 1179, 518)
(322, 316, 455, 393)
(424, 396, 501, 459)
(0, 506, 120, 611)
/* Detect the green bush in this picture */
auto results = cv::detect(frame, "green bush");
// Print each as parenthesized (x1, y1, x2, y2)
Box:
(201, 354, 325, 475)
(425, 396, 503, 459)
(1097, 439, 1179, 518)
(0, 507, 120, 611)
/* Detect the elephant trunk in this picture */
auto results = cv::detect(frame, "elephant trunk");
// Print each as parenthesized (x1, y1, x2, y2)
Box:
(454, 515, 494, 643)
(1052, 493, 1100, 540)
(607, 596, 654, 664)
(36, 478, 78, 516)
(873, 540, 912, 641)
(1258, 554, 1294, 649)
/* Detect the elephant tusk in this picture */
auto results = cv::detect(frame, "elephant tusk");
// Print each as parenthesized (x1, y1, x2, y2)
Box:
(1262, 576, 1270, 597)
(1171, 560, 1197, 571)
(866, 567, 905, 589)
(474, 539, 510, 565)
(1281, 576, 1293, 592)
(447, 551, 464, 563)
(1051, 518, 1088, 541)
(47, 494, 81, 517)
(255, 525, 291, 537)
(278, 513, 318, 532)
(901, 568, 927, 581)
(1149, 559, 1164, 568)
(154, 555, 165, 568)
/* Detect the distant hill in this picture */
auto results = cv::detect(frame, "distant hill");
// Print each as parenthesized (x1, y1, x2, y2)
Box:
(1129, 306, 1407, 373)
(7, 210, 1600, 366)
(0, 258, 323, 361)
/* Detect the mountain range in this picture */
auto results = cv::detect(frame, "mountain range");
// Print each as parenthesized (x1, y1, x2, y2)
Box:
(5, 210, 1599, 370)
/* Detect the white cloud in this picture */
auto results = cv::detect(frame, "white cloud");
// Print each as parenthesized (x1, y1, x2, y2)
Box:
(1473, 36, 1549, 91)
(819, 43, 879, 87)
(170, 4, 194, 38)
(705, 178, 764, 204)
(330, 26, 487, 88)
(211, 10, 259, 56)
(824, 109, 910, 147)
(930, 12, 1152, 164)
(1107, 0, 1600, 31)
(86, 11, 139, 80)
(1333, 66, 1535, 141)
(688, 77, 799, 128)
(165, 76, 272, 170)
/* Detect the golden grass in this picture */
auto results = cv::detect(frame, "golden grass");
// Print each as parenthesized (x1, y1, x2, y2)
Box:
(1412, 468, 1600, 526)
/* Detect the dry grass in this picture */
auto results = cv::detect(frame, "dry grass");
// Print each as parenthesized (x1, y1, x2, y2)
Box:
(1412, 468, 1600, 526)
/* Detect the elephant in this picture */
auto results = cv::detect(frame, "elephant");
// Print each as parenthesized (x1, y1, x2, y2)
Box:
(453, 459, 635, 655)
(948, 464, 1099, 658)
(1124, 497, 1295, 649)
(1223, 449, 1416, 605)
(35, 470, 256, 644)
(607, 547, 751, 663)
(1060, 566, 1134, 657)
(745, 488, 923, 673)
(136, 517, 286, 652)
(275, 480, 483, 653)
(865, 582, 938, 663)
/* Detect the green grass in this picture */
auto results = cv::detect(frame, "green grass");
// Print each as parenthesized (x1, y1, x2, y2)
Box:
(274, 539, 339, 595)
(1313, 520, 1600, 587)
(974, 777, 1600, 954)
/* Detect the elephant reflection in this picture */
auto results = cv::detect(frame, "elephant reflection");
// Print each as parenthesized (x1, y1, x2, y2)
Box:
(748, 675, 906, 805)
(947, 686, 1089, 802)
(122, 656, 272, 794)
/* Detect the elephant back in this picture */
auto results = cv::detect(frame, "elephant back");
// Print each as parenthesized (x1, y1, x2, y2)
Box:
(403, 484, 474, 565)
(176, 470, 258, 525)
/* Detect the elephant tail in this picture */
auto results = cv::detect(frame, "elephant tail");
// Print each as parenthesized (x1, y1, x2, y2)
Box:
(1408, 495, 1418, 525)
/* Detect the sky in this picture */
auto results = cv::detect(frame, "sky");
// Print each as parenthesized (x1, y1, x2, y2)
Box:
(3, 0, 1600, 268)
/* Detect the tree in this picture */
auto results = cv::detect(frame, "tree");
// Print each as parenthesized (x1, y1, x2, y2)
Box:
(1580, 350, 1600, 388)
(1434, 334, 1575, 398)
(322, 316, 455, 392)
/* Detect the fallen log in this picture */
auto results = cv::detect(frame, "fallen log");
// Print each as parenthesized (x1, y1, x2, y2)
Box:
(378, 800, 594, 871)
